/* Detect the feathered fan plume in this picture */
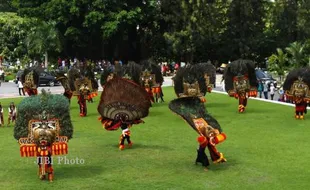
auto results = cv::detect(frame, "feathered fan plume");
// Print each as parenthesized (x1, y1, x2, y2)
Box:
(21, 67, 39, 87)
(140, 59, 164, 85)
(196, 62, 216, 88)
(67, 67, 81, 91)
(169, 97, 222, 133)
(223, 59, 257, 92)
(98, 77, 151, 121)
(122, 61, 142, 85)
(283, 67, 310, 91)
(173, 64, 207, 96)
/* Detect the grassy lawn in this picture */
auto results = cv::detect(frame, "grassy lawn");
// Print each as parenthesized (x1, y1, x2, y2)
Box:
(0, 86, 309, 190)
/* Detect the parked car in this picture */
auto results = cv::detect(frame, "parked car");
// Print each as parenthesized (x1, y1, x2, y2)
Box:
(39, 72, 60, 86)
(255, 69, 277, 89)
(15, 70, 59, 86)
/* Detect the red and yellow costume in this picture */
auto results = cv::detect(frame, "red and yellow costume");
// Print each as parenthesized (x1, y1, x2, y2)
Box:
(21, 69, 39, 96)
(14, 91, 73, 182)
(227, 75, 257, 113)
(98, 77, 151, 150)
(169, 97, 227, 171)
(224, 60, 258, 113)
(173, 63, 215, 104)
(56, 73, 73, 102)
(18, 114, 70, 182)
(73, 77, 98, 117)
(283, 70, 310, 119)
(140, 60, 165, 103)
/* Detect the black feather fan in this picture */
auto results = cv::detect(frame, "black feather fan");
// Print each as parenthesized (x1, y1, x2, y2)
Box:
(283, 67, 310, 91)
(223, 59, 257, 92)
(169, 97, 222, 133)
(173, 64, 207, 96)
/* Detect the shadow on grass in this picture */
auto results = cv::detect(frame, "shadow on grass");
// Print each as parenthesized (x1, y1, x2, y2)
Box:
(148, 110, 165, 117)
(243, 107, 275, 114)
(205, 102, 230, 108)
(207, 158, 237, 171)
(54, 165, 104, 179)
(106, 143, 174, 151)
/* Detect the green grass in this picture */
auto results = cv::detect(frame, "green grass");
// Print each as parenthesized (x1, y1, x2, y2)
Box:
(0, 87, 309, 190)
(4, 73, 16, 81)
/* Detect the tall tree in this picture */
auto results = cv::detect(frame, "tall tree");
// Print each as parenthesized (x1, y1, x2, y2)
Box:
(26, 21, 61, 68)
(0, 0, 16, 12)
(0, 12, 32, 63)
(271, 0, 299, 48)
(223, 0, 267, 60)
(285, 41, 307, 68)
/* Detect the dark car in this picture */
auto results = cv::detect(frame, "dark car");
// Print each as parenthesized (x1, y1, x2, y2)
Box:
(39, 72, 60, 86)
(255, 69, 277, 89)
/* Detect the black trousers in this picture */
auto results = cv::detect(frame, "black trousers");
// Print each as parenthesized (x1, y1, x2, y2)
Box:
(19, 88, 25, 95)
(196, 146, 210, 167)
(120, 135, 131, 145)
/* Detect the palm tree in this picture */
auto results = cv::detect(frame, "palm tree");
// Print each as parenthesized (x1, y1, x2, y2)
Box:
(268, 48, 288, 82)
(26, 21, 61, 68)
(285, 41, 306, 68)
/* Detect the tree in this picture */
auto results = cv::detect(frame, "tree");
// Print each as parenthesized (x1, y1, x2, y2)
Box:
(268, 48, 288, 81)
(285, 41, 307, 68)
(26, 21, 61, 68)
(0, 12, 32, 63)
(271, 0, 299, 48)
(223, 0, 267, 61)
(0, 0, 16, 12)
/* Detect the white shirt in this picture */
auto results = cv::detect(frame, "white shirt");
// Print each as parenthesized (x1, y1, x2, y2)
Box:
(18, 81, 23, 88)
(9, 107, 16, 115)
(270, 86, 275, 95)
(263, 83, 268, 92)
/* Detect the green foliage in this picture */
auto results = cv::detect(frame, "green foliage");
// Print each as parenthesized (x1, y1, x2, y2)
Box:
(25, 20, 61, 64)
(268, 48, 288, 80)
(0, 12, 32, 62)
(5, 0, 310, 65)
(0, 0, 15, 12)
(14, 89, 73, 140)
(285, 41, 308, 68)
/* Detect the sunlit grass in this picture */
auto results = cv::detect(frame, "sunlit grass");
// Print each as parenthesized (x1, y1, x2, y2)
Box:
(0, 87, 309, 190)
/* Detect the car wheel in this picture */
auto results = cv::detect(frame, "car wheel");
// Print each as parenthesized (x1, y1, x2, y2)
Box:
(49, 81, 55, 87)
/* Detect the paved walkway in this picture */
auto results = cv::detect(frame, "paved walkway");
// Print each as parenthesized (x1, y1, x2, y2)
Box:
(1, 76, 307, 111)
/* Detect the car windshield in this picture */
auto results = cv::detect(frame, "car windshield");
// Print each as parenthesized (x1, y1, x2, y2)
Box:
(255, 70, 268, 78)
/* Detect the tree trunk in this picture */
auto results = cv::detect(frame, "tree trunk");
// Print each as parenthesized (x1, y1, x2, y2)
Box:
(45, 51, 48, 69)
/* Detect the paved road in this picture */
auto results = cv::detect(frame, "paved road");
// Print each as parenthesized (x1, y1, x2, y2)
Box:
(0, 75, 280, 101)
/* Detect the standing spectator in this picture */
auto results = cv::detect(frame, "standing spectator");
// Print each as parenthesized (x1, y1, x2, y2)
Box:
(257, 80, 263, 98)
(0, 67, 4, 82)
(270, 83, 275, 100)
(18, 79, 25, 96)
(16, 58, 21, 67)
(162, 64, 167, 76)
(174, 63, 180, 73)
(0, 103, 3, 127)
(263, 81, 269, 99)
(278, 88, 284, 102)
(58, 57, 62, 68)
(8, 102, 17, 126)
